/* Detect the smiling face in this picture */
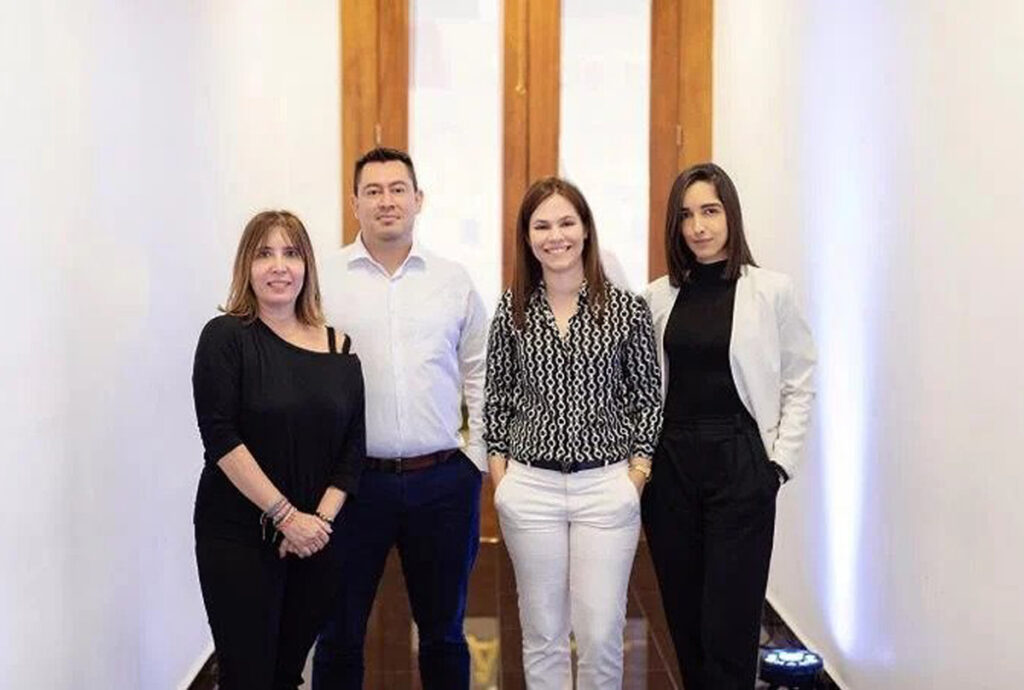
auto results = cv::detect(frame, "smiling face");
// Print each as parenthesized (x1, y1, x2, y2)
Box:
(249, 226, 306, 313)
(527, 193, 587, 280)
(679, 180, 729, 264)
(351, 160, 423, 247)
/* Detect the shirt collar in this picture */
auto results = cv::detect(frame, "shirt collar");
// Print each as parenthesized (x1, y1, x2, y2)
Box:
(348, 232, 427, 275)
(533, 279, 590, 304)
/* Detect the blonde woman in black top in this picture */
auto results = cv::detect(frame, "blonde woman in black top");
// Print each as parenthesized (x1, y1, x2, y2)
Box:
(191, 211, 365, 690)
(484, 178, 662, 689)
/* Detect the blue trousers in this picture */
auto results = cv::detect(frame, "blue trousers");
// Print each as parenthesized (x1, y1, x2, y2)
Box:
(312, 451, 482, 690)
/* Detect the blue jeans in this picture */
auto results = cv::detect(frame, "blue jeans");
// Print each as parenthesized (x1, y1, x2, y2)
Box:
(312, 451, 482, 690)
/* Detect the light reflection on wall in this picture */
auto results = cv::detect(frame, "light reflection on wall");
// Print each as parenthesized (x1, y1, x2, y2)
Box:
(800, 1, 888, 656)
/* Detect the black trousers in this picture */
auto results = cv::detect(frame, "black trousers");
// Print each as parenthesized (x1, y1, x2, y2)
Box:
(312, 451, 482, 690)
(195, 533, 341, 690)
(641, 414, 779, 690)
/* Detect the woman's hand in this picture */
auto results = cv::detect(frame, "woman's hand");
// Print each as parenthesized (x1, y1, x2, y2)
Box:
(627, 468, 648, 496)
(279, 511, 332, 557)
(489, 454, 508, 491)
(627, 457, 652, 497)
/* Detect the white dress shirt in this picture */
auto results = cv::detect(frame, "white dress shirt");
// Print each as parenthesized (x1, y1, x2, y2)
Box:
(319, 234, 489, 470)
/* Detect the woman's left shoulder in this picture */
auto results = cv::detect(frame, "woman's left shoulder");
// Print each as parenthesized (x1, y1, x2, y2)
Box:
(742, 265, 795, 294)
(741, 267, 803, 318)
(324, 326, 360, 360)
(743, 264, 790, 282)
(602, 284, 652, 325)
(604, 282, 645, 307)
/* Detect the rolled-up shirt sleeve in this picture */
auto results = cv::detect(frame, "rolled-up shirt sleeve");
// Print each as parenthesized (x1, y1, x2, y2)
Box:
(458, 284, 490, 469)
(483, 293, 517, 458)
(192, 317, 244, 466)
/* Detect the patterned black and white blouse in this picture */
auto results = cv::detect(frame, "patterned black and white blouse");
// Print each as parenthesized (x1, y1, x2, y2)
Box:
(484, 281, 663, 471)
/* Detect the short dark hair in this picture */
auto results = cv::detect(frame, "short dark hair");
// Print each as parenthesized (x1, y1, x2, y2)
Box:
(353, 147, 418, 194)
(664, 162, 757, 287)
(510, 176, 608, 330)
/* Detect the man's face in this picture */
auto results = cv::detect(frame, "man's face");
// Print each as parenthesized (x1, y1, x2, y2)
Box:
(351, 160, 423, 245)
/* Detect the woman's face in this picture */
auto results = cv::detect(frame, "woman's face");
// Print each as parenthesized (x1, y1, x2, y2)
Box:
(528, 193, 587, 279)
(249, 226, 306, 312)
(680, 180, 729, 264)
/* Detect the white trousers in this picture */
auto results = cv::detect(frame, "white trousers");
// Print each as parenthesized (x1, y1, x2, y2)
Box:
(495, 460, 641, 690)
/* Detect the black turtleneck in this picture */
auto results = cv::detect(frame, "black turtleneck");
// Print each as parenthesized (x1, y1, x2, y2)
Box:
(663, 260, 745, 421)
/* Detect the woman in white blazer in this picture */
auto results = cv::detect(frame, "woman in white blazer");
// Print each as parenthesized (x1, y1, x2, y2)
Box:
(641, 163, 815, 690)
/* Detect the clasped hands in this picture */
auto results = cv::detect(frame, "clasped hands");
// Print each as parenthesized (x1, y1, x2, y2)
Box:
(278, 512, 333, 559)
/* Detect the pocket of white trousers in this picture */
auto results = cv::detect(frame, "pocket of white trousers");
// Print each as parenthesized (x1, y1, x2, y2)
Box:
(622, 466, 642, 506)
(493, 467, 513, 508)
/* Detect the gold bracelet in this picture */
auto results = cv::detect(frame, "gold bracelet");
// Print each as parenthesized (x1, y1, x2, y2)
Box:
(628, 461, 653, 483)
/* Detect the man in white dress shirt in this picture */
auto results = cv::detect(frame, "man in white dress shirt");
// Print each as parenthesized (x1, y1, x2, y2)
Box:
(312, 148, 488, 690)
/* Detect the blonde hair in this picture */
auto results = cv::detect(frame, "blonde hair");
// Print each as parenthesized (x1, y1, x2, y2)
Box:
(222, 210, 324, 326)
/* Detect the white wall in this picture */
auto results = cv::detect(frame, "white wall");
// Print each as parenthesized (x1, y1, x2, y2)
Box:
(715, 1, 1024, 687)
(560, 0, 650, 292)
(410, 0, 503, 312)
(0, 2, 341, 687)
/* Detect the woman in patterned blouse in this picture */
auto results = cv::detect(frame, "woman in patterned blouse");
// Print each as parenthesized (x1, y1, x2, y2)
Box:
(484, 177, 663, 690)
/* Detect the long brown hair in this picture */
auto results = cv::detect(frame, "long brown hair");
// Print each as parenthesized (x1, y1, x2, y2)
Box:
(664, 162, 757, 287)
(510, 177, 608, 330)
(222, 210, 324, 326)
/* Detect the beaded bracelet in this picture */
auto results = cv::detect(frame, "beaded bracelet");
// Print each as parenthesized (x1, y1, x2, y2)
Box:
(260, 497, 291, 541)
(276, 509, 296, 532)
(275, 506, 296, 528)
(315, 511, 335, 525)
(262, 496, 288, 522)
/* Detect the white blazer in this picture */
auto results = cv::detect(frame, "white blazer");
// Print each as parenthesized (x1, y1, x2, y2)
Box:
(643, 266, 816, 478)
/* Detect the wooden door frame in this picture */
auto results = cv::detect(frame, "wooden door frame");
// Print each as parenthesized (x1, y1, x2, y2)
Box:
(649, 0, 713, 279)
(339, 0, 410, 245)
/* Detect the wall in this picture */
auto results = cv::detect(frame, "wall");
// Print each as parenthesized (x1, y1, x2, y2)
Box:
(0, 2, 342, 687)
(714, 1, 1024, 687)
(6, 2, 1022, 687)
(560, 0, 650, 292)
(410, 0, 503, 312)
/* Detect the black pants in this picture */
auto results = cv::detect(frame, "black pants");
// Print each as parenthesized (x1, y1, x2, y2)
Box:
(312, 451, 482, 690)
(641, 414, 779, 690)
(196, 533, 341, 690)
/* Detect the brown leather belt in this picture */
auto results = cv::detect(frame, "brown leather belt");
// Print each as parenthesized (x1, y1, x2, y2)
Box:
(364, 448, 459, 474)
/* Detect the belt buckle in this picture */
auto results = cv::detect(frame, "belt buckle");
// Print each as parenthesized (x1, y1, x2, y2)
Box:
(376, 457, 402, 474)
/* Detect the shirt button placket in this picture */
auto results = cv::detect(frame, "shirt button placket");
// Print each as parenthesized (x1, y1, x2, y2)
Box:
(388, 277, 405, 456)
